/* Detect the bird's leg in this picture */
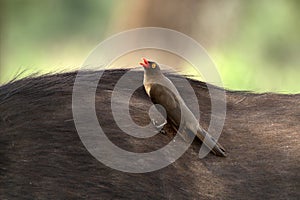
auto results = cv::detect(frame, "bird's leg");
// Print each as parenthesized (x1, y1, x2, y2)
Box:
(151, 119, 167, 134)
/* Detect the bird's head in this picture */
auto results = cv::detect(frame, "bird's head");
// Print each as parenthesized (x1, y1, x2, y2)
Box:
(139, 58, 161, 76)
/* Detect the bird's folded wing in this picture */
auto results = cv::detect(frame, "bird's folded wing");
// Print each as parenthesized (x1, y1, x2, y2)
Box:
(149, 84, 227, 157)
(149, 83, 181, 125)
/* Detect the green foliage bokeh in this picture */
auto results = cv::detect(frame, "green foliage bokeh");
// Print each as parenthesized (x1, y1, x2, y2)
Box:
(0, 0, 299, 93)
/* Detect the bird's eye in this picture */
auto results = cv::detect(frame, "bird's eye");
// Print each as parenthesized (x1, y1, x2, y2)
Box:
(151, 63, 156, 68)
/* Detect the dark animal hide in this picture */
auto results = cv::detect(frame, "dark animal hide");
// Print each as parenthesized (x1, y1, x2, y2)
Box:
(0, 69, 299, 199)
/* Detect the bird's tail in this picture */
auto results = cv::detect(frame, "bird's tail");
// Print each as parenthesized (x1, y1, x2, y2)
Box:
(195, 127, 227, 157)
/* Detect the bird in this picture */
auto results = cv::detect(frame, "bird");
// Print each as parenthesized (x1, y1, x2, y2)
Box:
(140, 58, 226, 157)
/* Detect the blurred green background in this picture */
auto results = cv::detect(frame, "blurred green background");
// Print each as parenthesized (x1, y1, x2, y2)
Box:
(1, 0, 299, 93)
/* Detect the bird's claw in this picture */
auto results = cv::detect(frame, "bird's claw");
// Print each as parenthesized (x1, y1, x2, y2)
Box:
(151, 119, 167, 131)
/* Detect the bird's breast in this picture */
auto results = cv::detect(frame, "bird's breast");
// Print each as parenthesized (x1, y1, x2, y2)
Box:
(144, 84, 152, 96)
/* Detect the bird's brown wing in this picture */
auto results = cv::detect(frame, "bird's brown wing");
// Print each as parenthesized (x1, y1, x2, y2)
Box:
(148, 83, 196, 143)
(149, 84, 227, 156)
(148, 83, 182, 128)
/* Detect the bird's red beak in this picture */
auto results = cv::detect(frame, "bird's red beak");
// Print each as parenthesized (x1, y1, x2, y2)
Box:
(139, 58, 149, 68)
